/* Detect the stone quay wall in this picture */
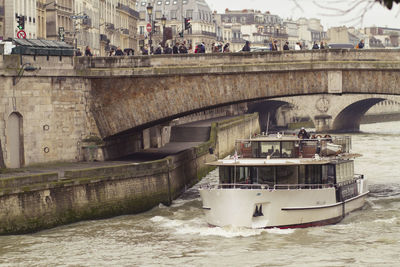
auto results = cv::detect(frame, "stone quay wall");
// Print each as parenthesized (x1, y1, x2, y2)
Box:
(0, 113, 260, 235)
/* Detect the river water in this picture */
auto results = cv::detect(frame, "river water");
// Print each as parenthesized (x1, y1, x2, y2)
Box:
(1, 121, 400, 267)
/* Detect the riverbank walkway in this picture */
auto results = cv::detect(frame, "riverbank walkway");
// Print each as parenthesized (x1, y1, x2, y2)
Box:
(0, 116, 234, 179)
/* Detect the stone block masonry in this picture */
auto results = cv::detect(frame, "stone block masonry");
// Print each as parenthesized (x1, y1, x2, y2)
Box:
(0, 114, 260, 235)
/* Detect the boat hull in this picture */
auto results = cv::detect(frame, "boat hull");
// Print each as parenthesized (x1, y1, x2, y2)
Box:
(199, 180, 368, 229)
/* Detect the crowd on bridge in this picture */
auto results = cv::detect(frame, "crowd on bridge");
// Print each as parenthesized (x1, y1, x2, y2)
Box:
(75, 39, 365, 57)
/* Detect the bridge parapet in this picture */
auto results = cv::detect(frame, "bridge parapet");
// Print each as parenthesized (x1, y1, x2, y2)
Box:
(74, 49, 400, 77)
(75, 49, 400, 68)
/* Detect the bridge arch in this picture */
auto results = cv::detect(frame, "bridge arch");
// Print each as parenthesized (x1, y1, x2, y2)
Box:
(331, 98, 386, 132)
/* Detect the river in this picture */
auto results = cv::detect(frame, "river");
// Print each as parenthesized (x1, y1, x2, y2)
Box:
(1, 121, 399, 267)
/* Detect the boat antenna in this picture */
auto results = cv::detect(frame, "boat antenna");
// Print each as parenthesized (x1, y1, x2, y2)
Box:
(266, 112, 270, 136)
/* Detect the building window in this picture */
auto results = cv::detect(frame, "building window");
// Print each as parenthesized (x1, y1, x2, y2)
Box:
(186, 10, 193, 19)
(241, 17, 246, 23)
(140, 26, 144, 34)
(156, 11, 162, 19)
(170, 11, 177, 19)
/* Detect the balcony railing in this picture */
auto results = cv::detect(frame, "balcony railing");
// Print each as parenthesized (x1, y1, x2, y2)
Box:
(117, 3, 140, 19)
(121, 28, 129, 35)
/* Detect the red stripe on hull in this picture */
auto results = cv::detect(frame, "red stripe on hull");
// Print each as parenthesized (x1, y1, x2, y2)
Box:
(267, 216, 344, 229)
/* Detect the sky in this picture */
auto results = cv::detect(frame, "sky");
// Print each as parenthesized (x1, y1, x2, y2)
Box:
(207, 0, 400, 29)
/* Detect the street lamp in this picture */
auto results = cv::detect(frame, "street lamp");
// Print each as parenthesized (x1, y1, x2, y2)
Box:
(161, 15, 167, 48)
(147, 3, 153, 54)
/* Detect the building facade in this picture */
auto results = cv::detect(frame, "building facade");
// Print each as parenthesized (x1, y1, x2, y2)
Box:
(4, 0, 38, 39)
(98, 0, 138, 56)
(137, 0, 216, 53)
(0, 0, 4, 40)
(46, 0, 74, 44)
(36, 0, 47, 39)
(220, 9, 287, 50)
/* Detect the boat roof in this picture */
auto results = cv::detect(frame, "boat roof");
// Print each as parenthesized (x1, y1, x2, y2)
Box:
(207, 158, 331, 167)
(236, 136, 300, 142)
(207, 154, 360, 167)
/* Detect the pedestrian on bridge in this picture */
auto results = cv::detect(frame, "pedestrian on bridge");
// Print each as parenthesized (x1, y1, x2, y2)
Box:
(283, 42, 289, 51)
(164, 44, 173, 54)
(115, 47, 124, 56)
(242, 41, 251, 52)
(356, 40, 365, 49)
(84, 46, 92, 57)
(223, 43, 230, 53)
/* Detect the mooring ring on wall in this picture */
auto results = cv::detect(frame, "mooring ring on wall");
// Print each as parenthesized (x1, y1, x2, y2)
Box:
(43, 124, 50, 131)
(44, 147, 50, 153)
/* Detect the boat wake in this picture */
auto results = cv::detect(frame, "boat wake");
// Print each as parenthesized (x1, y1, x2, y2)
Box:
(368, 183, 400, 198)
(149, 216, 295, 237)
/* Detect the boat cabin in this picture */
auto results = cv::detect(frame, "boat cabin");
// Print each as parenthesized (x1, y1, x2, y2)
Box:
(217, 159, 356, 188)
(237, 135, 351, 159)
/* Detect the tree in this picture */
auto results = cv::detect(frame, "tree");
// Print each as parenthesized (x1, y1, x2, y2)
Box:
(377, 0, 400, 9)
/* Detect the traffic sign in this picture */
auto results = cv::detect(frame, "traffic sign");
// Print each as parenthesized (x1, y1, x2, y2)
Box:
(146, 23, 152, 33)
(17, 30, 26, 39)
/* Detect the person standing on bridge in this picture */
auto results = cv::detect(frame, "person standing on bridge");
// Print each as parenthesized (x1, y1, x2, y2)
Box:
(270, 40, 278, 51)
(84, 46, 92, 56)
(164, 44, 172, 54)
(115, 47, 124, 56)
(173, 43, 179, 54)
(242, 41, 251, 52)
(223, 43, 230, 53)
(356, 39, 365, 49)
(283, 41, 289, 51)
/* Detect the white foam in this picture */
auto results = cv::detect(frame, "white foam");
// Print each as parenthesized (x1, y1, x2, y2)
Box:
(150, 216, 295, 238)
(373, 217, 397, 224)
(150, 216, 165, 223)
(266, 228, 296, 235)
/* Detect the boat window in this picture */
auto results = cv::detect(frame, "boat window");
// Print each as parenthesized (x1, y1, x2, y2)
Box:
(260, 142, 280, 158)
(281, 141, 295, 158)
(306, 165, 322, 184)
(298, 165, 306, 184)
(257, 167, 275, 185)
(226, 166, 251, 184)
(219, 166, 231, 184)
(321, 164, 335, 184)
(335, 161, 354, 183)
(276, 166, 298, 184)
(252, 141, 259, 157)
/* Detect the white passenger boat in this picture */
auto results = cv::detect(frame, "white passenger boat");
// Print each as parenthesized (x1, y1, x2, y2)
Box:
(199, 134, 369, 229)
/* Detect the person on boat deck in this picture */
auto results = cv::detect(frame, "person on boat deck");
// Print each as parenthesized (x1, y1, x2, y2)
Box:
(298, 127, 310, 139)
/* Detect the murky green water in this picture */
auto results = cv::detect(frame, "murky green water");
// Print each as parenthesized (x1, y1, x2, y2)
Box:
(1, 121, 400, 267)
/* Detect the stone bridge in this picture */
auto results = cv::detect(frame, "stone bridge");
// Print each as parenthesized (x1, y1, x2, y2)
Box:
(1, 49, 400, 166)
(74, 49, 400, 137)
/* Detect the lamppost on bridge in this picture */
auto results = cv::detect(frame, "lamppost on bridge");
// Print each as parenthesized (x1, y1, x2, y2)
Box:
(161, 15, 167, 48)
(147, 3, 153, 55)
